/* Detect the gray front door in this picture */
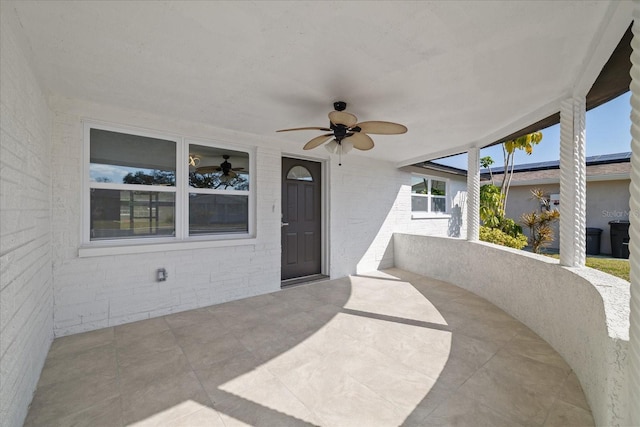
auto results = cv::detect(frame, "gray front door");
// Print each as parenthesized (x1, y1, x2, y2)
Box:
(281, 157, 322, 280)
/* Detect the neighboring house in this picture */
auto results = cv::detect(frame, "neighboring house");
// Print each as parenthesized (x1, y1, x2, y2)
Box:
(405, 162, 468, 238)
(482, 153, 630, 254)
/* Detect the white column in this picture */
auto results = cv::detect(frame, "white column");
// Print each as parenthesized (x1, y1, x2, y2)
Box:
(467, 147, 480, 241)
(559, 97, 587, 267)
(628, 9, 640, 425)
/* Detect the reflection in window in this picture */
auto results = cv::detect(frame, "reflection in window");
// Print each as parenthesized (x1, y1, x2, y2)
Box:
(86, 124, 253, 242)
(90, 129, 176, 185)
(90, 189, 175, 240)
(411, 175, 447, 215)
(188, 146, 249, 191)
(286, 165, 313, 181)
(189, 194, 249, 235)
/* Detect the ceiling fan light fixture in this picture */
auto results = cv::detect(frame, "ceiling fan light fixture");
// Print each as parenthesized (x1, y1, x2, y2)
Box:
(325, 139, 339, 154)
(341, 139, 354, 154)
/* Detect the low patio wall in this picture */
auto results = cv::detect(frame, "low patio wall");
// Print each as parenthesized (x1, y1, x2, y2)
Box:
(393, 233, 630, 427)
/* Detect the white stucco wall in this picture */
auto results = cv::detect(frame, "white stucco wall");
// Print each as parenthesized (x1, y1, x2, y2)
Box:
(394, 233, 630, 427)
(0, 8, 54, 427)
(504, 179, 630, 254)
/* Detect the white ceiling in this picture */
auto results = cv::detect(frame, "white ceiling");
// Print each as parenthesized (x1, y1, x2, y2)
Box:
(7, 1, 632, 166)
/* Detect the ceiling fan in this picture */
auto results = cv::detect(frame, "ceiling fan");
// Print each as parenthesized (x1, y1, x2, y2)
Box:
(276, 101, 407, 164)
(195, 155, 244, 179)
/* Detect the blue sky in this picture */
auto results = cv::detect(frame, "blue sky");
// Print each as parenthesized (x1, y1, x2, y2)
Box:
(434, 91, 632, 170)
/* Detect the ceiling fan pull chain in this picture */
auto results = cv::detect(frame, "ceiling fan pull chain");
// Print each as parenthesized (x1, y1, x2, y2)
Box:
(339, 143, 343, 166)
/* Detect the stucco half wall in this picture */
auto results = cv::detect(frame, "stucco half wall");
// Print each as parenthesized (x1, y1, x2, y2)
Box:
(393, 233, 630, 427)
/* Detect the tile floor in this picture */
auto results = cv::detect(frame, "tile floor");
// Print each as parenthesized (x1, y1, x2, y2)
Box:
(24, 268, 594, 427)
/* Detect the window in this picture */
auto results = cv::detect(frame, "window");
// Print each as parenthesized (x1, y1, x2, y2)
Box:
(85, 124, 253, 244)
(411, 175, 448, 217)
(286, 165, 313, 181)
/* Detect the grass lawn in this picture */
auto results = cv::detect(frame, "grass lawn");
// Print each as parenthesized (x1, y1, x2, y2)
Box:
(545, 254, 629, 282)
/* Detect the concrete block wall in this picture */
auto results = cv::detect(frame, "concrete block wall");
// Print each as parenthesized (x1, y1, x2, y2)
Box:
(329, 155, 408, 277)
(50, 97, 284, 336)
(1, 7, 54, 427)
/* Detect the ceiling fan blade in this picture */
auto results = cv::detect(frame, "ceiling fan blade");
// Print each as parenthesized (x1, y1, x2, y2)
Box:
(355, 121, 408, 135)
(303, 134, 334, 150)
(329, 111, 358, 127)
(276, 126, 331, 132)
(195, 166, 218, 174)
(349, 132, 375, 151)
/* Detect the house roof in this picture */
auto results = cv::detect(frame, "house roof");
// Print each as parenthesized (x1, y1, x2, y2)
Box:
(4, 1, 633, 166)
(481, 152, 631, 185)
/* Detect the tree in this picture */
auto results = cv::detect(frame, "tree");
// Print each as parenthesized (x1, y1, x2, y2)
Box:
(501, 132, 542, 210)
(480, 156, 495, 185)
(479, 184, 504, 227)
(123, 170, 175, 186)
(521, 188, 560, 253)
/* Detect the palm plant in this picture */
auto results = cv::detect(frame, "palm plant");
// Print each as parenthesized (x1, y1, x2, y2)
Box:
(521, 188, 560, 253)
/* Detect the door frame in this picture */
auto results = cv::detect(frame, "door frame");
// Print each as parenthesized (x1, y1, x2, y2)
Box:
(281, 154, 329, 279)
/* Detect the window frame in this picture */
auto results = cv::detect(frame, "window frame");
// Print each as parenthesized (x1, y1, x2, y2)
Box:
(82, 121, 255, 250)
(410, 174, 450, 219)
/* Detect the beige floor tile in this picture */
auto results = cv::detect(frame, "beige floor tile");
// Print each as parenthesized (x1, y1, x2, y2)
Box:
(543, 399, 595, 426)
(278, 360, 406, 427)
(24, 269, 592, 427)
(25, 396, 123, 427)
(214, 368, 323, 426)
(37, 344, 117, 388)
(127, 400, 225, 427)
(47, 327, 114, 359)
(164, 307, 220, 330)
(195, 350, 262, 404)
(115, 317, 170, 344)
(556, 371, 591, 411)
(119, 347, 192, 395)
(116, 329, 180, 367)
(120, 369, 211, 425)
(401, 380, 458, 425)
(170, 319, 228, 347)
(483, 349, 569, 394)
(180, 332, 248, 369)
(502, 332, 573, 372)
(457, 366, 557, 426)
(423, 392, 524, 427)
(25, 374, 119, 425)
(277, 310, 332, 335)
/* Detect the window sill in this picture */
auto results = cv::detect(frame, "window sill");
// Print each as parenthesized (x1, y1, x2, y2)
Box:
(411, 213, 451, 220)
(79, 237, 257, 258)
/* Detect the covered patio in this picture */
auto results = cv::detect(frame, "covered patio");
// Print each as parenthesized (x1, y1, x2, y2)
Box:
(24, 269, 591, 426)
(1, 1, 639, 427)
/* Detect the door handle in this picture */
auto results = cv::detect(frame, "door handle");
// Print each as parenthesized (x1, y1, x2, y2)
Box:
(281, 222, 289, 227)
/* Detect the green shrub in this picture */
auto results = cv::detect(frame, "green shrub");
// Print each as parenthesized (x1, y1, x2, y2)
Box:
(497, 217, 523, 237)
(479, 226, 528, 249)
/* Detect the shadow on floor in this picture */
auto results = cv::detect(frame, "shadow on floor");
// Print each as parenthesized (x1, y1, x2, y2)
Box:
(24, 269, 593, 426)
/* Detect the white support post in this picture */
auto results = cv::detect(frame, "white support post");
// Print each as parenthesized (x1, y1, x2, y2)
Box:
(467, 147, 480, 242)
(559, 97, 587, 267)
(628, 8, 640, 425)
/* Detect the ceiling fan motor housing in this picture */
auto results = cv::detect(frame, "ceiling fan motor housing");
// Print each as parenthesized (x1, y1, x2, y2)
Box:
(333, 101, 347, 111)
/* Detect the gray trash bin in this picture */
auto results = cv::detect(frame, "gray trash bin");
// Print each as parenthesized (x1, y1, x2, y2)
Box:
(609, 220, 630, 259)
(585, 228, 602, 255)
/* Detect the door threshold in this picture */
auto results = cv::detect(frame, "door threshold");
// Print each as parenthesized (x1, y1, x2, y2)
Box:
(281, 274, 329, 288)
